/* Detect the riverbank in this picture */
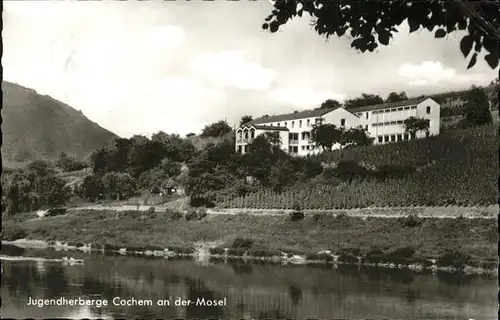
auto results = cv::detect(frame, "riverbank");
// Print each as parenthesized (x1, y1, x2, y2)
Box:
(2, 209, 498, 275)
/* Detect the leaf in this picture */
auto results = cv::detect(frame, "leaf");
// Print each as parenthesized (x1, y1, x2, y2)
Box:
(434, 28, 446, 38)
(459, 35, 473, 58)
(484, 53, 499, 70)
(378, 32, 390, 45)
(407, 18, 419, 33)
(467, 52, 478, 70)
(269, 21, 279, 33)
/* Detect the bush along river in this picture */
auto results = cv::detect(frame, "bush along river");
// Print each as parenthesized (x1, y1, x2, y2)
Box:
(1, 243, 498, 319)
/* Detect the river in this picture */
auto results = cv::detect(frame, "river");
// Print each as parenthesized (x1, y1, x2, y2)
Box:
(1, 245, 497, 319)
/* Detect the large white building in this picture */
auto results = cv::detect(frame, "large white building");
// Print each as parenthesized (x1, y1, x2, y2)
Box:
(235, 97, 440, 156)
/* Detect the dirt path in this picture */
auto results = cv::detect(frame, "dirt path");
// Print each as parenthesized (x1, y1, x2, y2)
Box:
(68, 204, 498, 219)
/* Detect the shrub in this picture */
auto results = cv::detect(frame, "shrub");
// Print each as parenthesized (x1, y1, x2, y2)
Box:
(165, 209, 183, 220)
(227, 248, 246, 256)
(290, 210, 305, 221)
(436, 250, 471, 269)
(209, 247, 225, 255)
(46, 207, 68, 217)
(388, 247, 416, 259)
(248, 248, 279, 257)
(403, 214, 422, 227)
(232, 238, 254, 250)
(2, 223, 28, 241)
(338, 253, 358, 264)
(147, 207, 155, 214)
(169, 246, 195, 254)
(185, 207, 207, 221)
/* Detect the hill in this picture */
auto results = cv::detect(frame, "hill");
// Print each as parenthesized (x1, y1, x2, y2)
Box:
(218, 124, 498, 209)
(1, 81, 118, 168)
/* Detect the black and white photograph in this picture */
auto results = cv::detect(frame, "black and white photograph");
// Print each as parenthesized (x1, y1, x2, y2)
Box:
(1, 0, 499, 319)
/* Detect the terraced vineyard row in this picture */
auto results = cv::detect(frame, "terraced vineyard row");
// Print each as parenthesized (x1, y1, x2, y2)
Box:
(217, 125, 498, 209)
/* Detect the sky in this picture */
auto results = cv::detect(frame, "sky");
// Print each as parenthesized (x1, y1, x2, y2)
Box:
(3, 0, 498, 138)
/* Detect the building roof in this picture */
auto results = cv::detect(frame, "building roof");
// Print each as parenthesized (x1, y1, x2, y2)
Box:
(348, 97, 429, 113)
(238, 124, 289, 131)
(247, 107, 340, 125)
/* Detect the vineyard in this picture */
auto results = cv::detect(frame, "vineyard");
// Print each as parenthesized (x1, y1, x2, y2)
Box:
(217, 125, 498, 209)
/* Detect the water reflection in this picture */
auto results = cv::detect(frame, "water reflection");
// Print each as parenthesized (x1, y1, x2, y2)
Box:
(1, 248, 497, 320)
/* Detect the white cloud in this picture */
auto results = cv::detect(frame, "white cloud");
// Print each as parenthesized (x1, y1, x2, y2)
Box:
(268, 88, 346, 108)
(190, 51, 277, 90)
(397, 61, 456, 86)
(397, 61, 491, 87)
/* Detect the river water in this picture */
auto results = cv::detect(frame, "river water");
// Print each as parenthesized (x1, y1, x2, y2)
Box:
(1, 245, 497, 319)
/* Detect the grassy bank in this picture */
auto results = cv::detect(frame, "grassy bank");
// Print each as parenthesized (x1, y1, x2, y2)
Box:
(2, 209, 498, 272)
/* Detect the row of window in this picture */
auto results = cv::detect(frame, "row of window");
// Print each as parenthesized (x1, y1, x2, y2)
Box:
(267, 117, 326, 129)
(356, 105, 433, 118)
(372, 120, 405, 127)
(378, 133, 410, 143)
(373, 106, 417, 114)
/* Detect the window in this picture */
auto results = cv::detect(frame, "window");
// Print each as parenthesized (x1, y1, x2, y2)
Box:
(238, 132, 242, 140)
(378, 136, 383, 143)
(404, 133, 409, 141)
(397, 107, 404, 111)
(250, 129, 255, 138)
(307, 119, 310, 126)
(293, 146, 298, 153)
(284, 122, 287, 127)
(373, 111, 378, 114)
(384, 122, 390, 125)
(288, 146, 293, 153)
(390, 108, 397, 112)
(397, 120, 403, 124)
(411, 106, 417, 109)
(299, 120, 302, 128)
(426, 106, 431, 114)
(397, 134, 402, 141)
(372, 123, 378, 127)
(244, 145, 249, 152)
(291, 121, 295, 128)
(390, 135, 396, 142)
(384, 135, 389, 142)
(244, 131, 249, 139)
(365, 125, 368, 130)
(385, 109, 390, 113)
(237, 146, 242, 153)
(390, 121, 396, 125)
(366, 112, 369, 119)
(340, 119, 346, 126)
(404, 106, 410, 110)
(277, 122, 280, 127)
(306, 145, 310, 150)
(301, 146, 305, 150)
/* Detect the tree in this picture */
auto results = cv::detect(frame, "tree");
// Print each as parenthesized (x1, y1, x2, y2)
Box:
(200, 120, 232, 138)
(311, 123, 344, 151)
(268, 159, 297, 192)
(101, 172, 137, 201)
(320, 99, 342, 109)
(152, 131, 196, 162)
(240, 115, 253, 126)
(402, 117, 430, 139)
(487, 77, 499, 109)
(344, 93, 384, 109)
(186, 132, 196, 137)
(263, 131, 282, 146)
(56, 152, 87, 172)
(262, 0, 499, 69)
(386, 91, 408, 103)
(462, 85, 493, 126)
(342, 127, 375, 147)
(80, 175, 104, 202)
